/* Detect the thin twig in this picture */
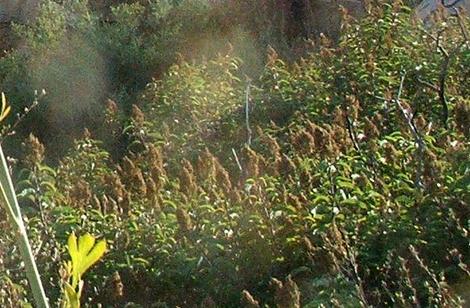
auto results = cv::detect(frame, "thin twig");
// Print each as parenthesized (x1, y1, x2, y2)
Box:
(397, 71, 406, 98)
(245, 80, 252, 146)
(346, 113, 360, 151)
(438, 51, 450, 128)
(336, 226, 369, 308)
(341, 94, 360, 151)
(441, 0, 465, 8)
(454, 8, 469, 46)
(231, 148, 243, 172)
(409, 245, 446, 303)
(417, 78, 439, 91)
(0, 90, 44, 144)
(395, 72, 426, 189)
(0, 144, 50, 308)
(421, 26, 466, 128)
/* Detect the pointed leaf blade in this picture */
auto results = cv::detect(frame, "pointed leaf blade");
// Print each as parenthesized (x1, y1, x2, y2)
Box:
(80, 239, 106, 276)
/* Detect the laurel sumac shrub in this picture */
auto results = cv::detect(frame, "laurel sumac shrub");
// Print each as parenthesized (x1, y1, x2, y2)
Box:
(0, 2, 469, 307)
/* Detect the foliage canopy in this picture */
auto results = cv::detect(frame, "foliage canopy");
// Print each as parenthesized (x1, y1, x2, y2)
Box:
(0, 1, 469, 307)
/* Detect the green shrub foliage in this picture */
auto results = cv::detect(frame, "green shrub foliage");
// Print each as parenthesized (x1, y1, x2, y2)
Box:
(0, 1, 469, 307)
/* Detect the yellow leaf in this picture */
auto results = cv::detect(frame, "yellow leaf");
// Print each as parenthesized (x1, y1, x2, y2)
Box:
(67, 233, 80, 288)
(66, 233, 106, 289)
(0, 105, 11, 122)
(80, 239, 106, 276)
(1, 92, 6, 112)
(64, 282, 80, 308)
(78, 233, 95, 261)
(0, 93, 10, 122)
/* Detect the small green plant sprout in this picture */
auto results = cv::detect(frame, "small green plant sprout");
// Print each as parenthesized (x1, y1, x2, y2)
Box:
(62, 232, 107, 308)
(0, 92, 49, 308)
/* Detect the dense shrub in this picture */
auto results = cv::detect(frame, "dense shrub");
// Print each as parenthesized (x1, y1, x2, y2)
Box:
(0, 0, 225, 160)
(0, 0, 367, 161)
(0, 1, 469, 307)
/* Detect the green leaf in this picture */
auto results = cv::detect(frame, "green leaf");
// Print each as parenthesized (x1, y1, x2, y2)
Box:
(337, 180, 356, 190)
(313, 195, 331, 205)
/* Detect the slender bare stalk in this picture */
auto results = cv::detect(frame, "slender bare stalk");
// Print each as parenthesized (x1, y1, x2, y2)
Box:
(395, 72, 426, 189)
(245, 80, 252, 146)
(0, 144, 49, 308)
(231, 148, 243, 172)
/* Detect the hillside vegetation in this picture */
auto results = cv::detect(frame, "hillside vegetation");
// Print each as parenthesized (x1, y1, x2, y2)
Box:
(0, 1, 469, 307)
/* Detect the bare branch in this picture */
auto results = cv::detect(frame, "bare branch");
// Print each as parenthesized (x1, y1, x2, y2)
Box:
(231, 148, 243, 172)
(346, 114, 360, 152)
(417, 78, 440, 91)
(245, 79, 252, 146)
(0, 90, 45, 144)
(419, 25, 467, 127)
(454, 8, 469, 45)
(441, 0, 465, 8)
(394, 72, 426, 189)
